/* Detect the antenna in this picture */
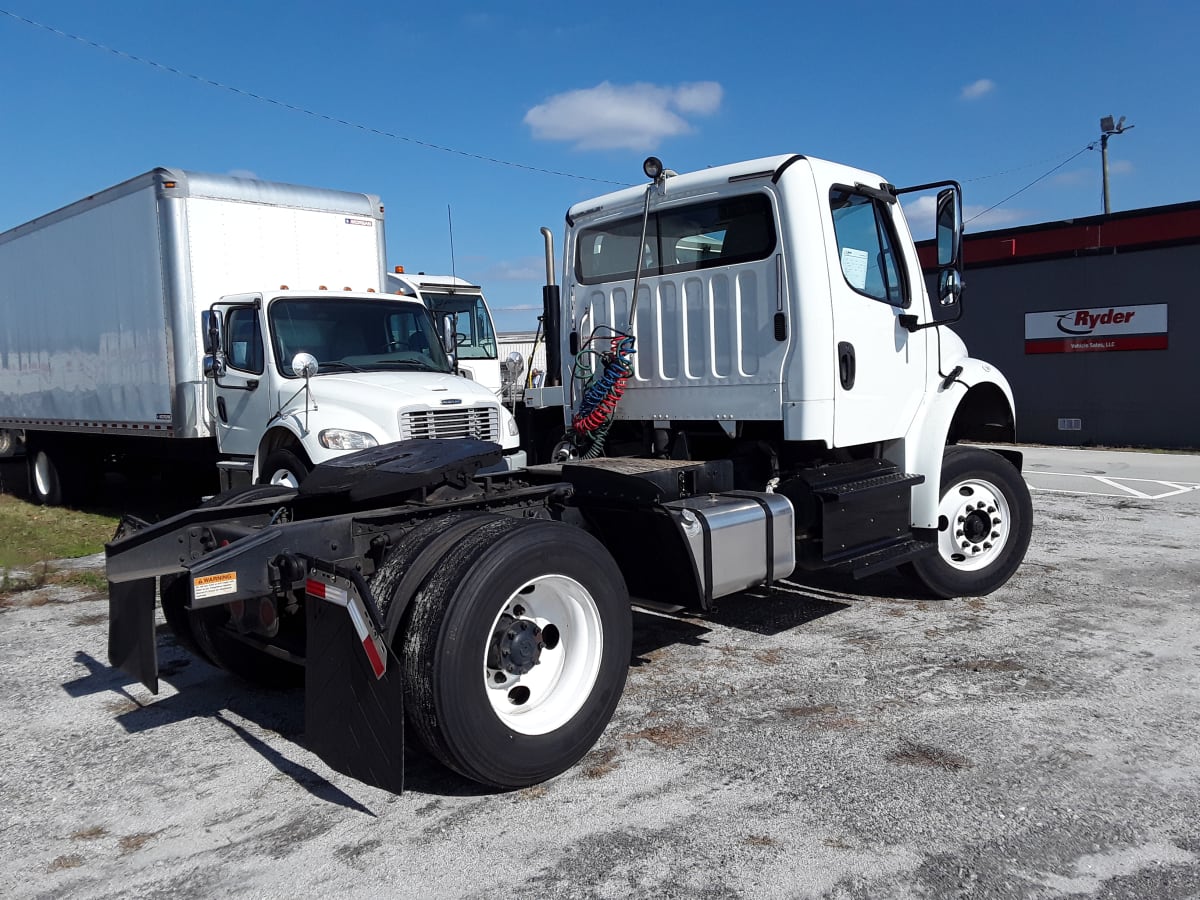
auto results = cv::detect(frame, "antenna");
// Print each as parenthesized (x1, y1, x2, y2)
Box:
(447, 205, 457, 285)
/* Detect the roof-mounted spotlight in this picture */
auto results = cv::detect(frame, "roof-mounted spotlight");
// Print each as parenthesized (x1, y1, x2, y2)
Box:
(643, 156, 664, 180)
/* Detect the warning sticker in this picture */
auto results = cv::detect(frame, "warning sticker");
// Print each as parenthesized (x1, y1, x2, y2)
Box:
(193, 571, 237, 599)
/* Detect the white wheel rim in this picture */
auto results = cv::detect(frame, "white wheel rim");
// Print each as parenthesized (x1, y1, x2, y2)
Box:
(34, 452, 54, 498)
(936, 477, 1011, 572)
(267, 468, 301, 488)
(482, 574, 603, 736)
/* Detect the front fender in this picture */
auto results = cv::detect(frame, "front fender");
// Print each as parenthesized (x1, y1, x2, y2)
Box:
(892, 359, 1018, 527)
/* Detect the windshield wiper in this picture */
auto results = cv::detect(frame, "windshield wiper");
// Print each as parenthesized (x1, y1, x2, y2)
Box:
(313, 360, 365, 373)
(375, 359, 446, 373)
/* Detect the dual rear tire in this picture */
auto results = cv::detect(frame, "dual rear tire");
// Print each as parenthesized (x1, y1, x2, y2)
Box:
(373, 514, 632, 789)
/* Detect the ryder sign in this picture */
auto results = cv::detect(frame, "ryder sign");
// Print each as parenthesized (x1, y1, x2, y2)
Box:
(1024, 303, 1168, 354)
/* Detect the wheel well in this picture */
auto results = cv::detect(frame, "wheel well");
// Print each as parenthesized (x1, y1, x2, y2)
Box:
(947, 383, 1015, 444)
(259, 428, 309, 463)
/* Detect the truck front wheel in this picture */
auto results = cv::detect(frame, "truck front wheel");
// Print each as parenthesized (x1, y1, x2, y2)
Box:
(905, 446, 1033, 599)
(396, 516, 631, 788)
(258, 447, 310, 488)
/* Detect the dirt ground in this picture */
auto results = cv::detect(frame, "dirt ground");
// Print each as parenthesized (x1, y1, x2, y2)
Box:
(1, 448, 1198, 899)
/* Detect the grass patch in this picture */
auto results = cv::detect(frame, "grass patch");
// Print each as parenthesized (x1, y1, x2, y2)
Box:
(0, 495, 118, 570)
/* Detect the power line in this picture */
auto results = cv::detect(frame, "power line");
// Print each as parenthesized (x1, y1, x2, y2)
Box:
(0, 8, 628, 187)
(964, 145, 1092, 225)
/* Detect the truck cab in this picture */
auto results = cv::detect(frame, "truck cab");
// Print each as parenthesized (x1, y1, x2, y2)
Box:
(539, 154, 1029, 598)
(204, 289, 523, 488)
(385, 269, 502, 397)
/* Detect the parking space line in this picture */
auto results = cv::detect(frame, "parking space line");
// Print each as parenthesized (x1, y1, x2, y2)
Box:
(1025, 471, 1200, 500)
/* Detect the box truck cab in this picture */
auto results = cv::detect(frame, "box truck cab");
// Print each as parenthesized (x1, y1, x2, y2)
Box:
(205, 288, 523, 488)
(385, 269, 502, 397)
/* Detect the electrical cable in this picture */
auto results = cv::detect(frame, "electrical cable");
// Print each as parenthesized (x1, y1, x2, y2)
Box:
(0, 8, 628, 187)
(964, 145, 1091, 225)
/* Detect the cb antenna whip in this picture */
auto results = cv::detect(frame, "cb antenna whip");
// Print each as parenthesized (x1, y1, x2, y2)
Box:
(447, 205, 457, 283)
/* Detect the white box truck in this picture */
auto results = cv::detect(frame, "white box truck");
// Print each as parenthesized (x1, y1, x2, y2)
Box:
(0, 168, 523, 504)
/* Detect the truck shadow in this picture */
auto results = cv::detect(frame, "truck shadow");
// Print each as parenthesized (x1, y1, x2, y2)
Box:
(61, 566, 929, 805)
(63, 636, 494, 810)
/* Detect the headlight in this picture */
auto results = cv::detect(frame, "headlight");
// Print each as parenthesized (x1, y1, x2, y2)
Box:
(508, 417, 520, 437)
(319, 429, 379, 450)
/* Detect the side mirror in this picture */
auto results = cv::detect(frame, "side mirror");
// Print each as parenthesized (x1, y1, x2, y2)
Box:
(202, 310, 222, 355)
(440, 317, 458, 366)
(203, 354, 226, 379)
(935, 187, 962, 267)
(291, 352, 319, 379)
(938, 268, 964, 307)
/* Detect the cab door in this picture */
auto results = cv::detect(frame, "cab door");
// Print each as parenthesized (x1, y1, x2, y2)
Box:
(827, 186, 926, 447)
(210, 296, 275, 458)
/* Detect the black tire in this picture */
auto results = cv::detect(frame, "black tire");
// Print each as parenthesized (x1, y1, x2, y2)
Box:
(394, 515, 631, 788)
(188, 606, 305, 688)
(371, 512, 495, 640)
(160, 572, 215, 665)
(904, 446, 1033, 599)
(187, 481, 303, 686)
(257, 447, 311, 488)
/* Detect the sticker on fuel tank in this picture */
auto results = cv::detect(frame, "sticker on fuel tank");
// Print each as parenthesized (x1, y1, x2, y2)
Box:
(194, 571, 237, 599)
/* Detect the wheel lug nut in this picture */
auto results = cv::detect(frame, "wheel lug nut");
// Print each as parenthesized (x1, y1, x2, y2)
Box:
(971, 546, 981, 553)
(987, 506, 996, 513)
(991, 531, 1000, 539)
(983, 542, 992, 550)
(992, 517, 1001, 525)
(956, 530, 964, 537)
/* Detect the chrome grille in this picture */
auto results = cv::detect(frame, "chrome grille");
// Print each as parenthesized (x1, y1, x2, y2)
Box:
(399, 406, 500, 442)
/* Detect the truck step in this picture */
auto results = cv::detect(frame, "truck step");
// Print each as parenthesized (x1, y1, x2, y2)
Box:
(847, 537, 936, 579)
(810, 469, 925, 500)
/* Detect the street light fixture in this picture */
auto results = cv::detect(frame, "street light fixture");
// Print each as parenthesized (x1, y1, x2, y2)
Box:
(1099, 115, 1134, 215)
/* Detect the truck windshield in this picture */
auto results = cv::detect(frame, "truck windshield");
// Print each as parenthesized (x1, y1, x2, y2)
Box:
(423, 292, 498, 361)
(268, 298, 453, 376)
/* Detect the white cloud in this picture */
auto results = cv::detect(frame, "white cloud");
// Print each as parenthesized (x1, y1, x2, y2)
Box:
(481, 258, 545, 282)
(960, 79, 995, 101)
(524, 81, 723, 151)
(1108, 159, 1134, 175)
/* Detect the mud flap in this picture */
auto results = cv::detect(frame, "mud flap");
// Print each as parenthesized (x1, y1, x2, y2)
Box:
(108, 577, 159, 693)
(304, 574, 406, 795)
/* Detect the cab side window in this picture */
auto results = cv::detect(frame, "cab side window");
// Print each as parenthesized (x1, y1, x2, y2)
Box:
(829, 189, 908, 307)
(225, 307, 264, 374)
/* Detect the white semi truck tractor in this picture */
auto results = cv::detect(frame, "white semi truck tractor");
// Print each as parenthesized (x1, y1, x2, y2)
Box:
(105, 154, 1032, 793)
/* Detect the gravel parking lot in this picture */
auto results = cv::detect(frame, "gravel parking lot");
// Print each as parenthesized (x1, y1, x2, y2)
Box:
(1, 447, 1198, 899)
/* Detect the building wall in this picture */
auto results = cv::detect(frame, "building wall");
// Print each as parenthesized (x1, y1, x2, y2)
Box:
(948, 243, 1198, 448)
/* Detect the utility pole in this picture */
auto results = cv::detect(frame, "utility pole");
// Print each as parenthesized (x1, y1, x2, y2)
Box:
(1099, 115, 1133, 215)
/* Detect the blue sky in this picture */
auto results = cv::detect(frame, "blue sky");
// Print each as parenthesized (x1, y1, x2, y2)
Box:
(2, 2, 1196, 332)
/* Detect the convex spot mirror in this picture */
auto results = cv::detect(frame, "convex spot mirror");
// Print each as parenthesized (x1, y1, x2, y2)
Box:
(292, 352, 318, 378)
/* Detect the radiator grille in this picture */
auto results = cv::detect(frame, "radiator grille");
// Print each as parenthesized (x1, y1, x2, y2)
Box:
(399, 406, 499, 442)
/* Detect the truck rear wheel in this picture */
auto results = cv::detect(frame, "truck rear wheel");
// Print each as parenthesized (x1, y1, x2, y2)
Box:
(905, 446, 1032, 598)
(395, 515, 631, 788)
(29, 448, 67, 506)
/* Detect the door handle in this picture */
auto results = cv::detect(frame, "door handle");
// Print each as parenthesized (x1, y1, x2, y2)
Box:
(838, 341, 856, 390)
